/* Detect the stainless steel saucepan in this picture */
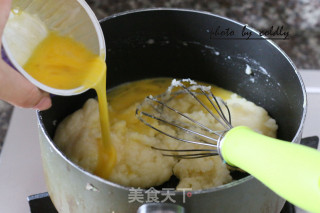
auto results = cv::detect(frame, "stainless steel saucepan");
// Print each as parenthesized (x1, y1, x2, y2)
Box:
(37, 8, 306, 213)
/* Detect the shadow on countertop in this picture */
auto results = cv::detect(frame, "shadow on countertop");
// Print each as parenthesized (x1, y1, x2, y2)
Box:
(0, 101, 13, 151)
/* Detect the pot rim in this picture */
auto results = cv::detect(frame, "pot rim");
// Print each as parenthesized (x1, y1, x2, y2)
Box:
(37, 7, 307, 195)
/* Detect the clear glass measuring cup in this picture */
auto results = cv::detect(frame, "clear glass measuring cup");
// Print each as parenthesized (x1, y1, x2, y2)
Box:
(1, 0, 106, 96)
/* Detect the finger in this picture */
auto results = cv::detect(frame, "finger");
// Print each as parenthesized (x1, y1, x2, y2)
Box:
(0, 0, 12, 39)
(0, 60, 52, 110)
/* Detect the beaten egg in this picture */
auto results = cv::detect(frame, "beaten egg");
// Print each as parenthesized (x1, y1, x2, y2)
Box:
(23, 32, 116, 178)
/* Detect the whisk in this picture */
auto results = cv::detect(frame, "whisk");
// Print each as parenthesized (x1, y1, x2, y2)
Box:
(136, 79, 320, 213)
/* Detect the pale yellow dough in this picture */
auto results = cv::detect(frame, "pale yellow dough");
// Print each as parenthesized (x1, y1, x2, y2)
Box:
(54, 79, 277, 190)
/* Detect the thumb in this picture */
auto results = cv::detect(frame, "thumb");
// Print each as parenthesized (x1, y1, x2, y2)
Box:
(0, 60, 52, 110)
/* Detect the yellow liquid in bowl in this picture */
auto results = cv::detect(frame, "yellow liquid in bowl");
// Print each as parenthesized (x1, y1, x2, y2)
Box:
(24, 32, 116, 178)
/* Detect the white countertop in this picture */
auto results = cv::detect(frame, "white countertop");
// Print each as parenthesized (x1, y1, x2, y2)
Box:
(0, 70, 319, 213)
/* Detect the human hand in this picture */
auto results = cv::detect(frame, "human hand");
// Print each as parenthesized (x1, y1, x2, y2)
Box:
(0, 0, 51, 110)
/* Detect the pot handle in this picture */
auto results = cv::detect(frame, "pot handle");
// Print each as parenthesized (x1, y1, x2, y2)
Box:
(137, 203, 185, 213)
(221, 126, 320, 213)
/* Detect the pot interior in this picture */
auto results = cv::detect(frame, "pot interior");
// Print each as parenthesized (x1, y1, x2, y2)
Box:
(38, 9, 306, 187)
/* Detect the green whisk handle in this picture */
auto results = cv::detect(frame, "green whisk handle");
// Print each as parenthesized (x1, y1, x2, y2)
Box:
(220, 126, 320, 213)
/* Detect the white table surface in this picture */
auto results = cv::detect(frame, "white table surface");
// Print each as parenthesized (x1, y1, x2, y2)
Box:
(0, 70, 319, 213)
